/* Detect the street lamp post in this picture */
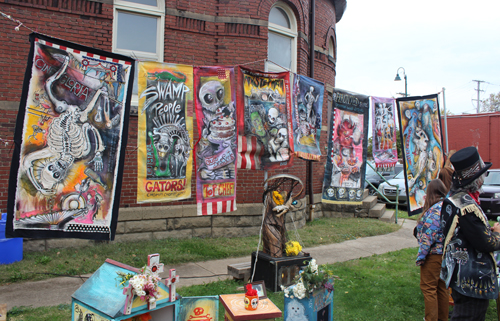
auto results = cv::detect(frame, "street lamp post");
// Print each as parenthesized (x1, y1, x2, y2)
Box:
(394, 67, 407, 97)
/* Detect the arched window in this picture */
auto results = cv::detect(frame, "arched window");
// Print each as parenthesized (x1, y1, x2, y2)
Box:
(328, 36, 335, 60)
(267, 2, 297, 72)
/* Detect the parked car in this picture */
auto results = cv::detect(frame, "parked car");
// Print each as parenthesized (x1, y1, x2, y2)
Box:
(364, 163, 404, 195)
(377, 170, 407, 205)
(479, 169, 500, 219)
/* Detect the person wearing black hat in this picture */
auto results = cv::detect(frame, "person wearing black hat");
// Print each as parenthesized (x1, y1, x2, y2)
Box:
(440, 146, 500, 320)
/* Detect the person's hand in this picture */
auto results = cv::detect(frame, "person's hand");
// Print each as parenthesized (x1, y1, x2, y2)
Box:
(491, 222, 500, 233)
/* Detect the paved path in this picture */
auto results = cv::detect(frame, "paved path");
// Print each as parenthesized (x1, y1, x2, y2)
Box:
(0, 219, 417, 310)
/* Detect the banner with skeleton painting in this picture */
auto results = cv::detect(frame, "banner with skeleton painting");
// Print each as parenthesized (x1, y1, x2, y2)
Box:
(194, 67, 237, 215)
(291, 73, 324, 161)
(137, 62, 194, 203)
(236, 67, 293, 170)
(371, 96, 398, 169)
(396, 94, 444, 216)
(322, 89, 369, 205)
(6, 33, 134, 240)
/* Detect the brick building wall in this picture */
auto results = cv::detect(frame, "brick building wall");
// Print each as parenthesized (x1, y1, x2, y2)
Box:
(0, 0, 346, 249)
(441, 112, 500, 167)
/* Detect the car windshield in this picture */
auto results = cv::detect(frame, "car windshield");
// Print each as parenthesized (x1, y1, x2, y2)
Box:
(484, 171, 500, 186)
(394, 170, 405, 179)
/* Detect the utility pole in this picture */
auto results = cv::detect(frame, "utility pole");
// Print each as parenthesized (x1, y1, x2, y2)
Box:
(473, 80, 485, 113)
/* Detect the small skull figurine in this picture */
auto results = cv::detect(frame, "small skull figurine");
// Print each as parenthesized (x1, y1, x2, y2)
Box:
(338, 188, 346, 199)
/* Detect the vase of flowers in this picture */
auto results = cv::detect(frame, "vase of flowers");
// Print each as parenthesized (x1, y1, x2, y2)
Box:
(117, 266, 162, 311)
(282, 259, 335, 321)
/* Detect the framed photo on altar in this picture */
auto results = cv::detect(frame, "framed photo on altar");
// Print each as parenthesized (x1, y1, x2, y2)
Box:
(251, 281, 267, 299)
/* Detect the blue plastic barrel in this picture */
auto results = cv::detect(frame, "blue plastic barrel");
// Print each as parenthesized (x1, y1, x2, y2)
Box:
(0, 213, 23, 264)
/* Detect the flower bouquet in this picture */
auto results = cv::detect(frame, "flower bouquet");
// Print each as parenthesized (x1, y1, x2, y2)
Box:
(281, 259, 335, 299)
(117, 266, 162, 308)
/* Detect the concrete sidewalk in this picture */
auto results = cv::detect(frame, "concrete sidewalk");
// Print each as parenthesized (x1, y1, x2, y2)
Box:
(0, 218, 417, 310)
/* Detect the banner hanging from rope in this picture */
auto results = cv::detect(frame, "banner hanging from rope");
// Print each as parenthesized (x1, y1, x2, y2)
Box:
(137, 62, 194, 203)
(322, 89, 369, 205)
(371, 96, 398, 170)
(6, 33, 134, 240)
(194, 66, 237, 215)
(396, 94, 444, 216)
(236, 67, 293, 170)
(291, 73, 324, 161)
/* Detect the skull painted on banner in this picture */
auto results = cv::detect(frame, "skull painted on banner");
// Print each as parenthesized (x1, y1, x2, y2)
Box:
(338, 188, 346, 199)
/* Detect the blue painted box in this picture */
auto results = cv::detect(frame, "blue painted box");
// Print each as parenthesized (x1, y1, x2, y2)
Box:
(284, 286, 333, 321)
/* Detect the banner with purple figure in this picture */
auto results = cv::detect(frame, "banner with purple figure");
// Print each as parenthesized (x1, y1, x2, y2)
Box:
(291, 73, 324, 161)
(396, 94, 444, 216)
(371, 96, 398, 170)
(6, 33, 134, 240)
(322, 89, 369, 205)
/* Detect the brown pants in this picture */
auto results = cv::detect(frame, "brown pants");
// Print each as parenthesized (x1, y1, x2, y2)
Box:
(420, 254, 449, 321)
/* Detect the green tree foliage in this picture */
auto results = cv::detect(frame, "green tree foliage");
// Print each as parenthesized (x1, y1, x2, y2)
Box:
(481, 92, 500, 112)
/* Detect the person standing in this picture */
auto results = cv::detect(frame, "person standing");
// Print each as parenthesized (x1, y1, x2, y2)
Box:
(416, 179, 449, 321)
(440, 146, 500, 320)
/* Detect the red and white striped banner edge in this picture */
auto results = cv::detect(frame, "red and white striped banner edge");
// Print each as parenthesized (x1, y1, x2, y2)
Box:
(36, 38, 132, 65)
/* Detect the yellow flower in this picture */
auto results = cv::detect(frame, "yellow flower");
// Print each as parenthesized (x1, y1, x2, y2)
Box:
(285, 241, 302, 256)
(272, 191, 284, 205)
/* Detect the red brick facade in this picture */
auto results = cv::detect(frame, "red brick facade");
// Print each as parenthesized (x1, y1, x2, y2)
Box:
(441, 112, 500, 167)
(0, 0, 343, 212)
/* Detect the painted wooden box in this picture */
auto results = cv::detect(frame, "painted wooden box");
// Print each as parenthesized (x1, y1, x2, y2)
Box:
(71, 258, 179, 321)
(283, 286, 333, 321)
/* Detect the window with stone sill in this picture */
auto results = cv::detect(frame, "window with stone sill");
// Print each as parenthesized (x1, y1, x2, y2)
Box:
(113, 0, 164, 107)
(267, 2, 297, 73)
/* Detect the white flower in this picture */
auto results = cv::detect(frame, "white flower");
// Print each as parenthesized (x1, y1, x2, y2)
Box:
(293, 280, 306, 299)
(309, 259, 318, 274)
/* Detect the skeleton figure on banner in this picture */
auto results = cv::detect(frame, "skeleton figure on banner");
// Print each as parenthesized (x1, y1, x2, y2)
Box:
(402, 99, 442, 209)
(196, 80, 236, 180)
(245, 101, 289, 163)
(294, 80, 319, 147)
(141, 71, 191, 180)
(374, 102, 395, 159)
(18, 48, 126, 228)
(330, 111, 363, 189)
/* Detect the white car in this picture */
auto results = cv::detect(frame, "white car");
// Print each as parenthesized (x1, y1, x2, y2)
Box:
(377, 170, 407, 205)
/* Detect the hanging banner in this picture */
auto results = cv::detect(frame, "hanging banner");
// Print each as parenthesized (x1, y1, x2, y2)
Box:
(194, 67, 237, 215)
(322, 89, 369, 205)
(137, 62, 194, 203)
(371, 96, 398, 169)
(236, 67, 293, 170)
(6, 33, 134, 240)
(291, 73, 324, 161)
(396, 94, 444, 216)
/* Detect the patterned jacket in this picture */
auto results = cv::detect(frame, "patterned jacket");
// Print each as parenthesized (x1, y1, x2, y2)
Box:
(440, 191, 500, 299)
(416, 201, 444, 266)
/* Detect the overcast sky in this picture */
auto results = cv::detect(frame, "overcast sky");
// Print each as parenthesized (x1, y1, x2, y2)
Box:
(335, 0, 500, 115)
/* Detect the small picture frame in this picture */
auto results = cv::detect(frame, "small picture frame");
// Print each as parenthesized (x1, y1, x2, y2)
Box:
(251, 281, 267, 299)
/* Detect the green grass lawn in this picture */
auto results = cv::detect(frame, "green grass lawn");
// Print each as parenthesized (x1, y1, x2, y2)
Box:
(7, 248, 500, 320)
(0, 217, 399, 285)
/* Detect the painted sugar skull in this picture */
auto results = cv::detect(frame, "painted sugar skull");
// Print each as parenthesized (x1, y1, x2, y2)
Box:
(348, 189, 355, 201)
(326, 188, 335, 198)
(356, 189, 363, 200)
(251, 297, 259, 309)
(338, 188, 346, 199)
